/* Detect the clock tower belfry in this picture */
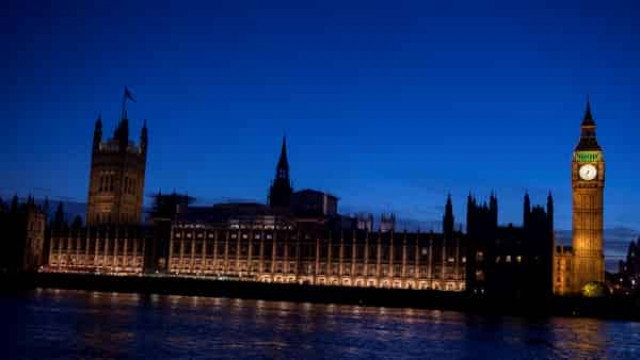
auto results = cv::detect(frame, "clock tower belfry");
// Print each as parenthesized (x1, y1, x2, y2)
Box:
(571, 98, 605, 292)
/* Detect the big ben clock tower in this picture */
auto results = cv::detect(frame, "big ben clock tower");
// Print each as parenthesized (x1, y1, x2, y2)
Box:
(571, 99, 605, 293)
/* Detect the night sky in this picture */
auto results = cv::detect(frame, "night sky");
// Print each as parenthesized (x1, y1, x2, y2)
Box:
(2, 0, 640, 237)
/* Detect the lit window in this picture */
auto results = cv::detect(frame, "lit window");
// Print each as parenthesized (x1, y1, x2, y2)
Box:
(506, 255, 511, 263)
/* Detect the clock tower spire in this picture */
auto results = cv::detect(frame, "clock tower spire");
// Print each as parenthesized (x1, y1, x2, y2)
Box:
(571, 97, 605, 294)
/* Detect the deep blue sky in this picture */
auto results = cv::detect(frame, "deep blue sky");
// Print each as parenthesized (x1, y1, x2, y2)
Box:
(2, 0, 639, 232)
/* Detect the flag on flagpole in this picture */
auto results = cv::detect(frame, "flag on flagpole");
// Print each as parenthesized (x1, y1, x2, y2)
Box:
(124, 87, 136, 102)
(121, 87, 136, 120)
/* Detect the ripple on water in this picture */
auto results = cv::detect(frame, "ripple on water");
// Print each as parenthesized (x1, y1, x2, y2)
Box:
(1, 289, 638, 360)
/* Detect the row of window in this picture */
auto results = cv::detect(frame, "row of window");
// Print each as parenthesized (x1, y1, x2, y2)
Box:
(51, 255, 142, 264)
(96, 172, 138, 195)
(52, 238, 143, 254)
(123, 176, 138, 195)
(97, 172, 115, 193)
(170, 240, 464, 263)
(92, 212, 138, 223)
(168, 262, 463, 279)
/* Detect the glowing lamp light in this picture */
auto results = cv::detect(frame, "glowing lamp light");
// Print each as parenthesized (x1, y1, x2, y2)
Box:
(581, 281, 609, 298)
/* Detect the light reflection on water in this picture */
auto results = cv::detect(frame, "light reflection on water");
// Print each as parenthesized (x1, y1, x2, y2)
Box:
(1, 289, 639, 359)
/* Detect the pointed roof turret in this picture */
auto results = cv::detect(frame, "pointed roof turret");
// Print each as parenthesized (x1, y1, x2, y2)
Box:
(140, 119, 148, 155)
(443, 193, 454, 237)
(582, 95, 595, 127)
(93, 113, 103, 151)
(141, 119, 148, 141)
(523, 192, 531, 226)
(269, 136, 293, 208)
(576, 96, 601, 151)
(276, 135, 289, 180)
(95, 113, 103, 129)
(278, 136, 289, 170)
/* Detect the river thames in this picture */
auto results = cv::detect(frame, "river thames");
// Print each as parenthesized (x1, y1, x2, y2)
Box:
(1, 289, 639, 359)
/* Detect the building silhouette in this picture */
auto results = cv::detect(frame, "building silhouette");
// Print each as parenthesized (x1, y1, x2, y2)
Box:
(160, 142, 466, 290)
(465, 193, 553, 297)
(610, 238, 640, 294)
(0, 196, 46, 272)
(42, 94, 610, 298)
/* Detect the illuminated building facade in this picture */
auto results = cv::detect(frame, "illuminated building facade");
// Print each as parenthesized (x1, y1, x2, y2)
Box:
(46, 225, 147, 275)
(166, 216, 467, 291)
(86, 110, 147, 225)
(161, 146, 467, 290)
(43, 92, 570, 297)
(46, 92, 149, 275)
(554, 100, 605, 295)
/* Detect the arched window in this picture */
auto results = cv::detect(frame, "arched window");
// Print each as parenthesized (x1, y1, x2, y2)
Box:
(98, 174, 104, 192)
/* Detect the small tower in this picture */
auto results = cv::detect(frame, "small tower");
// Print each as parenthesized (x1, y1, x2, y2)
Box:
(141, 119, 148, 157)
(466, 193, 475, 234)
(443, 194, 454, 239)
(268, 136, 293, 209)
(489, 192, 498, 226)
(523, 192, 531, 227)
(547, 192, 554, 233)
(93, 114, 102, 152)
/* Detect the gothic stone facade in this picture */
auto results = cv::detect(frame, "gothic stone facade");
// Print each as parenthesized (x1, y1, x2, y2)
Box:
(167, 224, 467, 291)
(46, 225, 146, 275)
(86, 113, 147, 225)
(553, 100, 605, 295)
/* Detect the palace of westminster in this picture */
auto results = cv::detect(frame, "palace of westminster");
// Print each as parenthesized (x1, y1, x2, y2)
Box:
(0, 93, 609, 297)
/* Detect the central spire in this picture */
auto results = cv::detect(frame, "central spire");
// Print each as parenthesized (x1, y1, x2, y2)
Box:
(582, 95, 595, 127)
(276, 136, 289, 180)
(269, 136, 293, 209)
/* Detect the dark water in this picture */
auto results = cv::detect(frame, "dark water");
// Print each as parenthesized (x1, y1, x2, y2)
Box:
(1, 289, 639, 359)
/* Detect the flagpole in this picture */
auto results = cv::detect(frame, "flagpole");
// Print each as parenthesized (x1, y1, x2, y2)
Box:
(121, 87, 127, 120)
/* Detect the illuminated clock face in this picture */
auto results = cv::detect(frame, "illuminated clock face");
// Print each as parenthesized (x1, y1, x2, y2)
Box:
(579, 164, 598, 181)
